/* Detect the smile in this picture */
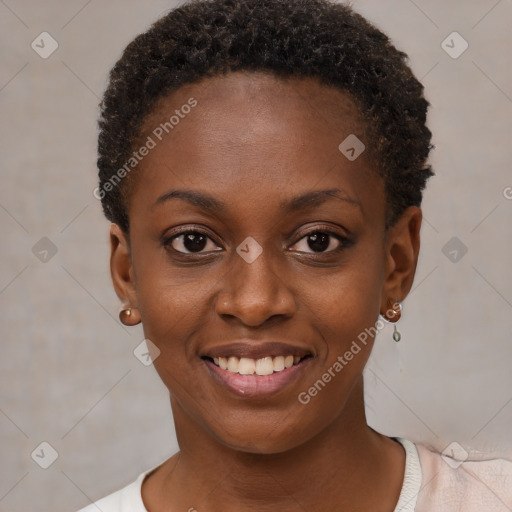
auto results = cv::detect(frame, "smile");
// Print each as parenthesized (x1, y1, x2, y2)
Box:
(202, 355, 312, 399)
(200, 340, 313, 398)
(211, 355, 302, 375)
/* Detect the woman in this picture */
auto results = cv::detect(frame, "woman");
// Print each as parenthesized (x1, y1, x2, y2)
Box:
(79, 0, 512, 510)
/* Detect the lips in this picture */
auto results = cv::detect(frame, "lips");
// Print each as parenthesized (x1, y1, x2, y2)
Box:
(201, 341, 312, 361)
(201, 340, 313, 398)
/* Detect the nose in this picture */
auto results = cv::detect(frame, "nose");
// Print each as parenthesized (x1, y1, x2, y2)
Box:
(214, 245, 296, 327)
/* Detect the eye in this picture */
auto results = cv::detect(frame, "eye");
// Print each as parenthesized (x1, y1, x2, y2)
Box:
(289, 227, 349, 254)
(164, 228, 222, 255)
(163, 226, 350, 256)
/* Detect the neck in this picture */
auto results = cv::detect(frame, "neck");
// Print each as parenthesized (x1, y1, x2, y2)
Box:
(153, 376, 406, 512)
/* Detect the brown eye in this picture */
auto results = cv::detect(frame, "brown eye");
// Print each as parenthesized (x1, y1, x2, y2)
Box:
(165, 230, 222, 254)
(289, 229, 348, 254)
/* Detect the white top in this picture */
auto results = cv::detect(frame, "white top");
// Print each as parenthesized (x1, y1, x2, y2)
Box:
(76, 437, 512, 511)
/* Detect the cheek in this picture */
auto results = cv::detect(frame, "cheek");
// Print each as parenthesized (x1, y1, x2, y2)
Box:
(136, 273, 207, 362)
(136, 274, 209, 419)
(299, 252, 384, 386)
(132, 239, 208, 329)
(131, 247, 212, 383)
(298, 284, 378, 388)
(305, 253, 384, 342)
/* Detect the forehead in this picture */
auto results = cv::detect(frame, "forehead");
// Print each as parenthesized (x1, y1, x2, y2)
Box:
(129, 71, 383, 221)
(141, 70, 366, 148)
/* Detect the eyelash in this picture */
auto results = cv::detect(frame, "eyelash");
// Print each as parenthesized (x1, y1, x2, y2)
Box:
(163, 225, 351, 257)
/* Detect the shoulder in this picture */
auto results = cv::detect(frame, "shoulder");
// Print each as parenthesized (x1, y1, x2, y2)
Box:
(75, 470, 149, 512)
(414, 441, 512, 511)
(76, 488, 123, 512)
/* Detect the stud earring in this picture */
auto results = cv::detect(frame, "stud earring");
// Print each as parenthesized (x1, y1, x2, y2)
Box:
(119, 306, 141, 326)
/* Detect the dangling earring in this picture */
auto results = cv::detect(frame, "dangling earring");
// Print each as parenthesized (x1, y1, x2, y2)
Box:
(392, 323, 401, 342)
(119, 306, 141, 326)
(381, 298, 402, 342)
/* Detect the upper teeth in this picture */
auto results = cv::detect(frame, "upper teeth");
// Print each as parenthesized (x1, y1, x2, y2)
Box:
(212, 355, 301, 375)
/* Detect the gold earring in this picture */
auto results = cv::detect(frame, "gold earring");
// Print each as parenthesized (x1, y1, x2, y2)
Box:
(119, 307, 141, 326)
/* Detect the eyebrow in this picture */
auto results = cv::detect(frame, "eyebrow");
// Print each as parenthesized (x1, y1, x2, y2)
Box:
(153, 187, 361, 214)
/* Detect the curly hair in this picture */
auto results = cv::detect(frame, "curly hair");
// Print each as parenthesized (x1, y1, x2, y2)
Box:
(97, 0, 434, 233)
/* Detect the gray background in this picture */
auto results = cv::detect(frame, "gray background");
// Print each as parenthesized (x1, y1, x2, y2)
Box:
(1, 0, 511, 511)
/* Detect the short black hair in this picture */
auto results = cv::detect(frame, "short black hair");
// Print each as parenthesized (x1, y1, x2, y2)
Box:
(97, 0, 434, 233)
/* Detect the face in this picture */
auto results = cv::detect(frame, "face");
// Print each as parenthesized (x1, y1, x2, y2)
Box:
(110, 71, 421, 454)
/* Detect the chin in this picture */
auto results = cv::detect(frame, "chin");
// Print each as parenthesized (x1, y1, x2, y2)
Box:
(207, 414, 316, 456)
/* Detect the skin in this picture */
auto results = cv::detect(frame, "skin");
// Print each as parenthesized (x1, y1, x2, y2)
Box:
(110, 70, 422, 511)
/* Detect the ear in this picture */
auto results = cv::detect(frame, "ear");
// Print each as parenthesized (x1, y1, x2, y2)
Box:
(110, 223, 138, 308)
(380, 206, 422, 313)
